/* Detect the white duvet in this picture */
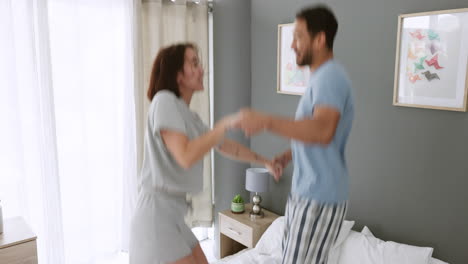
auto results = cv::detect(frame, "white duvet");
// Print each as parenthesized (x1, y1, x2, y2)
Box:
(214, 248, 281, 264)
(211, 217, 448, 264)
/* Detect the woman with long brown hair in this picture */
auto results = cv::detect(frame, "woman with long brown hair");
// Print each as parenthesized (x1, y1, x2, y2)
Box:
(129, 43, 281, 264)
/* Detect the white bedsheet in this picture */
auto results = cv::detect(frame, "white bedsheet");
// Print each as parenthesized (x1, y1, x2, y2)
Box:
(211, 217, 449, 264)
(212, 248, 281, 264)
(211, 248, 447, 264)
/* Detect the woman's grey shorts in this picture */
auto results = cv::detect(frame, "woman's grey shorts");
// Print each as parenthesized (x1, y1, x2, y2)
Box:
(129, 188, 198, 264)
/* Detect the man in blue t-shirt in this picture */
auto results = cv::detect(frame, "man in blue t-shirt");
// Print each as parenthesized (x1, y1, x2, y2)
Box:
(238, 5, 354, 264)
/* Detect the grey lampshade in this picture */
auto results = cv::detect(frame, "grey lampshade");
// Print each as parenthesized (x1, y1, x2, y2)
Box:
(245, 168, 270, 193)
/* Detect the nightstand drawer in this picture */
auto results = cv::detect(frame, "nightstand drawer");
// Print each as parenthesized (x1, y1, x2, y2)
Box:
(219, 214, 253, 247)
(218, 204, 280, 258)
(0, 240, 38, 264)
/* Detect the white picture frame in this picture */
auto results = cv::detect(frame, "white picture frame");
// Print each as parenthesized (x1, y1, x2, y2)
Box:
(393, 8, 468, 112)
(277, 23, 310, 95)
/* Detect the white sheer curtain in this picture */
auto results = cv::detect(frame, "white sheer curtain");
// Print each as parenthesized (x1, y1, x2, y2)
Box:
(0, 0, 137, 263)
(139, 0, 212, 228)
(0, 1, 66, 262)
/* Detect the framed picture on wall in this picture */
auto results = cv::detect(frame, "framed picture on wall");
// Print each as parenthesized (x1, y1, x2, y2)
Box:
(277, 23, 310, 95)
(393, 8, 468, 112)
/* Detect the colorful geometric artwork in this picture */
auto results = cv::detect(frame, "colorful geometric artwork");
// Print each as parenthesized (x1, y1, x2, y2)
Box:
(277, 23, 310, 95)
(408, 72, 422, 83)
(428, 29, 440, 41)
(425, 54, 444, 70)
(408, 49, 418, 59)
(285, 62, 308, 87)
(428, 42, 441, 55)
(406, 29, 444, 83)
(410, 29, 425, 40)
(421, 71, 440, 81)
(394, 9, 468, 112)
(414, 56, 426, 71)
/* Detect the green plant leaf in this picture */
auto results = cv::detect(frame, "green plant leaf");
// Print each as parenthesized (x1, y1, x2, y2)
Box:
(232, 194, 244, 203)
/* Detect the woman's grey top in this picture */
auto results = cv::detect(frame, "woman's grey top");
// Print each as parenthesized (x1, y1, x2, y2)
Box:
(138, 90, 209, 194)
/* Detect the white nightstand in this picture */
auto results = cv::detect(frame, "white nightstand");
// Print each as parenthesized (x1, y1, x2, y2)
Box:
(218, 203, 279, 258)
(0, 217, 38, 264)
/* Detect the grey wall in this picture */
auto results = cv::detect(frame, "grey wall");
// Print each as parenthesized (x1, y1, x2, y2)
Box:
(212, 0, 251, 258)
(251, 0, 468, 263)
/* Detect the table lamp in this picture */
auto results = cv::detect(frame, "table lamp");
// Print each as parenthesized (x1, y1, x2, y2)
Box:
(245, 168, 270, 220)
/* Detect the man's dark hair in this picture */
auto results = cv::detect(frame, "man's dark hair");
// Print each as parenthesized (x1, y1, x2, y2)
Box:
(296, 5, 338, 50)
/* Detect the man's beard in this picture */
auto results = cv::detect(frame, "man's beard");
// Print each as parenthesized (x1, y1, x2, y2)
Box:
(296, 48, 312, 66)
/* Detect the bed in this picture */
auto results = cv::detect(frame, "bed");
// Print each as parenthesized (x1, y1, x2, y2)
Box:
(212, 216, 449, 264)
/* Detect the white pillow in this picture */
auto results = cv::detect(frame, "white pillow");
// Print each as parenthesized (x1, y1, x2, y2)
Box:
(255, 216, 284, 255)
(430, 257, 449, 264)
(318, 220, 355, 264)
(361, 225, 374, 237)
(334, 220, 356, 248)
(383, 241, 433, 264)
(337, 226, 434, 264)
(363, 226, 434, 264)
(337, 230, 383, 264)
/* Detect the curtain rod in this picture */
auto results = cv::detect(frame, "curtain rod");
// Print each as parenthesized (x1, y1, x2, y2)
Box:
(142, 0, 212, 4)
(142, 0, 213, 13)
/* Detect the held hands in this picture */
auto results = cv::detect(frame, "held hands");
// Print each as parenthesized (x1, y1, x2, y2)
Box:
(218, 111, 284, 183)
(219, 112, 242, 132)
(272, 152, 291, 170)
(236, 108, 270, 137)
(265, 159, 283, 182)
(219, 108, 270, 137)
(266, 151, 291, 182)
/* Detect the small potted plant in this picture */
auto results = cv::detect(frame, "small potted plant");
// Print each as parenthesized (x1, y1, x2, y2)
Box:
(231, 194, 245, 214)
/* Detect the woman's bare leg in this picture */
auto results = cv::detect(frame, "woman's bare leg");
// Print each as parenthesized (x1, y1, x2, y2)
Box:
(168, 254, 197, 264)
(192, 243, 208, 264)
